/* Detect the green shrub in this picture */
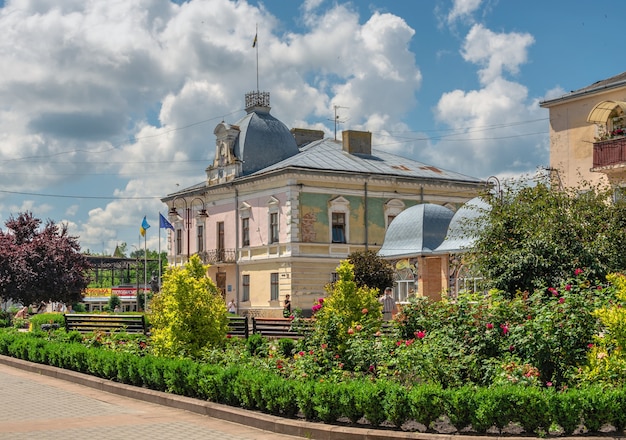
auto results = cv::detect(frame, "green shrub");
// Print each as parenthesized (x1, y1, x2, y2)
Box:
(312, 380, 342, 423)
(354, 380, 387, 427)
(277, 338, 295, 357)
(408, 383, 446, 429)
(245, 333, 265, 356)
(149, 255, 228, 358)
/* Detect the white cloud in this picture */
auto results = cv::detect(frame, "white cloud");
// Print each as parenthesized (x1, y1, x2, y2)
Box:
(462, 23, 535, 84)
(447, 0, 483, 24)
(428, 23, 546, 179)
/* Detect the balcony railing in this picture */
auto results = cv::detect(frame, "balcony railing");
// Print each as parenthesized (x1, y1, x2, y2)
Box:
(198, 249, 237, 264)
(593, 137, 626, 168)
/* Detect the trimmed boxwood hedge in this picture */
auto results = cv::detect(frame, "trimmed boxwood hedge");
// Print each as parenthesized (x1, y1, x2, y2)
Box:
(1, 330, 625, 435)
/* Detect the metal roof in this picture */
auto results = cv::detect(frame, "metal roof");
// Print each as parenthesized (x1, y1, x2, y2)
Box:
(378, 203, 455, 258)
(433, 197, 490, 254)
(254, 138, 482, 183)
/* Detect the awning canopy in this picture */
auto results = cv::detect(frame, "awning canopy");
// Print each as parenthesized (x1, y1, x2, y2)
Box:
(587, 100, 626, 124)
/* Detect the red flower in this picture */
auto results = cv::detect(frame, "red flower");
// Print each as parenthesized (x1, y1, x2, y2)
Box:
(500, 324, 509, 335)
(587, 343, 594, 349)
(546, 381, 553, 387)
(559, 297, 565, 304)
(574, 268, 583, 276)
(548, 287, 558, 296)
(396, 340, 403, 346)
(565, 284, 571, 291)
(347, 327, 354, 335)
(486, 323, 494, 330)
(298, 351, 305, 356)
(415, 330, 426, 339)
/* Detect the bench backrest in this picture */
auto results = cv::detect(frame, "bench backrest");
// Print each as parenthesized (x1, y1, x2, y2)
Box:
(251, 317, 313, 339)
(227, 316, 249, 338)
(64, 314, 147, 334)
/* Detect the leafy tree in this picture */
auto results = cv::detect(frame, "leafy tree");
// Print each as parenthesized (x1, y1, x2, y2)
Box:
(348, 250, 394, 294)
(0, 212, 90, 305)
(149, 255, 228, 358)
(108, 294, 121, 312)
(308, 260, 383, 353)
(465, 178, 626, 296)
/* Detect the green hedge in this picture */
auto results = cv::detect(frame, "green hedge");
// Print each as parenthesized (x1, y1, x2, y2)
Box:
(0, 330, 624, 435)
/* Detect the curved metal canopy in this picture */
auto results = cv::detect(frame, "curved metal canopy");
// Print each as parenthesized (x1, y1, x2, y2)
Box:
(587, 100, 626, 124)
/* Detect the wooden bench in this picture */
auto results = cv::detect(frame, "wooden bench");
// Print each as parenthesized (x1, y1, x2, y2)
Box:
(64, 314, 147, 335)
(227, 316, 249, 338)
(251, 317, 313, 339)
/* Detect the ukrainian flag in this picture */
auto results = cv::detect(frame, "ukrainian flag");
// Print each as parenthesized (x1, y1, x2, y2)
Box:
(140, 216, 150, 237)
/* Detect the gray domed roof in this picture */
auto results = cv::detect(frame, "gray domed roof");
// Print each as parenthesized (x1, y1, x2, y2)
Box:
(234, 109, 300, 175)
(434, 197, 490, 254)
(378, 203, 454, 258)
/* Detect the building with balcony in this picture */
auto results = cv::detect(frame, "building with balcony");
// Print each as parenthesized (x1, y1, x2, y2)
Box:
(161, 91, 484, 316)
(540, 71, 626, 189)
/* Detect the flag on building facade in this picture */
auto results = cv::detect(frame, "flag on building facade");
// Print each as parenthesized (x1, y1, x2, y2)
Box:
(140, 216, 150, 237)
(159, 212, 174, 230)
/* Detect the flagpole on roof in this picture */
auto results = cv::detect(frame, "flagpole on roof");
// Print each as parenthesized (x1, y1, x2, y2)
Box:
(255, 23, 259, 92)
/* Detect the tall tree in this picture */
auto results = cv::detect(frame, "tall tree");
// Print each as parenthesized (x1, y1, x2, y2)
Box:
(348, 249, 394, 294)
(466, 178, 626, 296)
(0, 212, 91, 305)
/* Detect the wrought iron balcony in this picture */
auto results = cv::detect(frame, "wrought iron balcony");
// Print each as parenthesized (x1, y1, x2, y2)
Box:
(593, 136, 626, 169)
(198, 249, 237, 264)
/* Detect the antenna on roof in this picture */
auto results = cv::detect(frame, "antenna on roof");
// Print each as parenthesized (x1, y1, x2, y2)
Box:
(330, 105, 349, 140)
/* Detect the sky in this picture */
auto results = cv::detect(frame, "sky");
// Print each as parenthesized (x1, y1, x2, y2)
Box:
(0, 0, 623, 255)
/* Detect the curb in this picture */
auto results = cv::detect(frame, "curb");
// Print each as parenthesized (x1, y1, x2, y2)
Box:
(0, 355, 619, 440)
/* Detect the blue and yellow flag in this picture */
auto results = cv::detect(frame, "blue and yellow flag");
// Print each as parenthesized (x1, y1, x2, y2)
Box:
(140, 216, 150, 237)
(252, 33, 257, 48)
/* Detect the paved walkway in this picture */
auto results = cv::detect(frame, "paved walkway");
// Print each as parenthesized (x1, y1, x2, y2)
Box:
(0, 359, 304, 440)
(0, 355, 425, 440)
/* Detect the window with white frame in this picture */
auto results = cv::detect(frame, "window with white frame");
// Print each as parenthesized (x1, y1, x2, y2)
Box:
(331, 212, 346, 243)
(267, 196, 279, 244)
(270, 272, 279, 301)
(384, 199, 405, 229)
(176, 229, 183, 255)
(242, 217, 250, 247)
(328, 196, 350, 243)
(242, 274, 250, 302)
(197, 224, 204, 252)
(239, 202, 251, 247)
(270, 213, 279, 243)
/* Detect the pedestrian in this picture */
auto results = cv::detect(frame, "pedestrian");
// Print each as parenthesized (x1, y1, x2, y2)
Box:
(378, 287, 397, 321)
(283, 294, 291, 318)
(14, 306, 28, 320)
(227, 299, 237, 314)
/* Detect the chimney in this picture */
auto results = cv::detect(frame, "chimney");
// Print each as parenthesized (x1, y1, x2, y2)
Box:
(342, 130, 372, 155)
(291, 128, 325, 147)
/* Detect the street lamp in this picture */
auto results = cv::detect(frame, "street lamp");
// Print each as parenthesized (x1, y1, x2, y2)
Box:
(168, 196, 209, 262)
(486, 175, 502, 202)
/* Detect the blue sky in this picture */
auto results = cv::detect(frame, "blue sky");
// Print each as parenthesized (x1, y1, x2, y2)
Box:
(0, 0, 623, 255)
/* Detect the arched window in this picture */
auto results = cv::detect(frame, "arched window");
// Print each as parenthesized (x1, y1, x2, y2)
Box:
(328, 196, 350, 243)
(384, 199, 405, 229)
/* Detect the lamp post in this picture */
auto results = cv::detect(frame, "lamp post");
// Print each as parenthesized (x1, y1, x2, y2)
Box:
(168, 196, 208, 263)
(486, 175, 502, 202)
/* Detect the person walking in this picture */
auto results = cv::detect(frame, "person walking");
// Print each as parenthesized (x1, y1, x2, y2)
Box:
(378, 287, 397, 321)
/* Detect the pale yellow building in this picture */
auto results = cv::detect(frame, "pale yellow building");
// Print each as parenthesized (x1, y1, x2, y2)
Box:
(540, 71, 626, 189)
(162, 91, 484, 316)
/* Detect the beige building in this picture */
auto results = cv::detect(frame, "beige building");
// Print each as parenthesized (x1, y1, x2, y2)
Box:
(162, 91, 484, 316)
(540, 71, 626, 189)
